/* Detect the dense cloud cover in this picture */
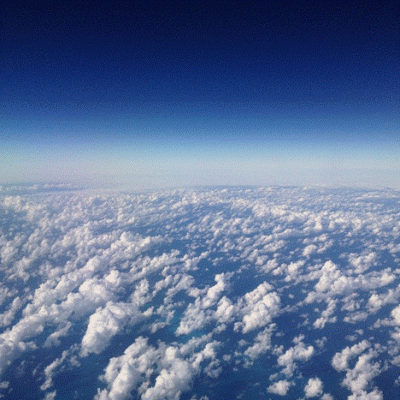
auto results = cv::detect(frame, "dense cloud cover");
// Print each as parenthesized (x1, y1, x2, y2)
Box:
(0, 185, 400, 399)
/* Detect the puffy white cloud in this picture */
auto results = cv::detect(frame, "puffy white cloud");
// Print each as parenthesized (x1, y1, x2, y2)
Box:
(240, 290, 280, 333)
(313, 299, 337, 329)
(176, 301, 210, 336)
(314, 261, 342, 293)
(96, 335, 218, 400)
(163, 274, 195, 302)
(304, 377, 323, 398)
(367, 289, 399, 313)
(95, 337, 157, 400)
(130, 279, 153, 306)
(277, 336, 315, 376)
(201, 274, 228, 309)
(348, 252, 377, 274)
(332, 341, 382, 398)
(303, 244, 317, 257)
(343, 311, 369, 324)
(305, 259, 396, 309)
(176, 273, 231, 335)
(81, 302, 143, 356)
(234, 282, 280, 334)
(141, 355, 195, 400)
(342, 351, 381, 395)
(0, 296, 22, 327)
(244, 324, 275, 360)
(214, 296, 235, 323)
(267, 379, 292, 395)
(332, 340, 370, 372)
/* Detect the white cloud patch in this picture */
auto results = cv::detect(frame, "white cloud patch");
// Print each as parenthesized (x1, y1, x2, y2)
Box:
(277, 335, 315, 376)
(332, 341, 382, 398)
(244, 323, 275, 360)
(175, 274, 230, 336)
(176, 274, 280, 335)
(201, 274, 229, 309)
(95, 336, 218, 400)
(95, 337, 158, 400)
(313, 299, 337, 329)
(41, 350, 69, 391)
(342, 351, 381, 396)
(304, 377, 323, 398)
(348, 252, 378, 274)
(234, 282, 280, 333)
(267, 379, 292, 395)
(81, 302, 143, 356)
(303, 244, 317, 257)
(332, 340, 370, 372)
(214, 296, 235, 324)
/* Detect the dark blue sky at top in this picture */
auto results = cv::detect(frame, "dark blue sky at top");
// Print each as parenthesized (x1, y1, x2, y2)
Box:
(1, 2, 399, 187)
(3, 3, 398, 114)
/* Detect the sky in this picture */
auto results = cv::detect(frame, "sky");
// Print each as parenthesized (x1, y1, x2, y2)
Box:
(1, 3, 399, 189)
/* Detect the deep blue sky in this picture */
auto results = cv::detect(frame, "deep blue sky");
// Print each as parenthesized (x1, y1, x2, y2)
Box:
(1, 3, 399, 189)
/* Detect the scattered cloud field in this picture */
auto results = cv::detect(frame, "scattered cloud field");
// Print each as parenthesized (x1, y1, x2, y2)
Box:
(0, 184, 400, 399)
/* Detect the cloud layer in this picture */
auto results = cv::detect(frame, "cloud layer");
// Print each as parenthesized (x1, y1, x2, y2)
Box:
(0, 184, 399, 399)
